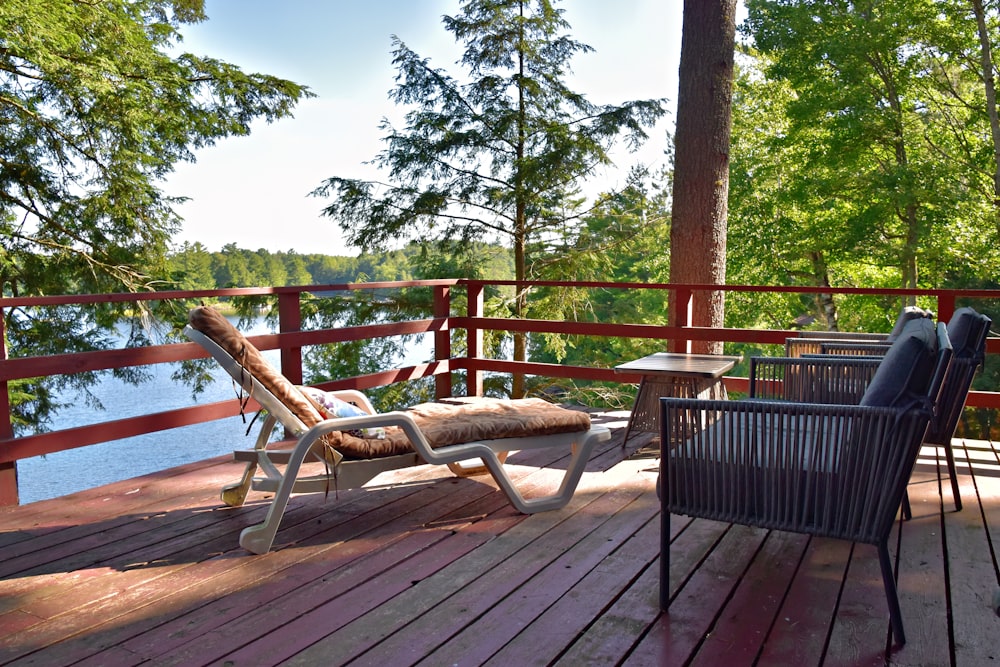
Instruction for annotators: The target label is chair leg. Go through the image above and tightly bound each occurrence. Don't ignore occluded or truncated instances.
[877,543,906,646]
[660,506,671,611]
[220,461,257,507]
[901,490,912,521]
[943,442,963,512]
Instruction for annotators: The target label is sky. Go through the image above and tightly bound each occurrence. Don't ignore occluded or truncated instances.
[165,1,684,256]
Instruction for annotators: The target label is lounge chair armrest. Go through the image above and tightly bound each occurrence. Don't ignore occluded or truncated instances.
[324,389,377,415]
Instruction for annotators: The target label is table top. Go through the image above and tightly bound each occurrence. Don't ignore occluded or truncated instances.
[614,352,742,378]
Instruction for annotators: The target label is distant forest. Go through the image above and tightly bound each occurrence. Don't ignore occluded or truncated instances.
[164,240,515,290]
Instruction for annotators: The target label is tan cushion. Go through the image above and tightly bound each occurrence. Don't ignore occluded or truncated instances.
[188,306,413,457]
[406,398,591,447]
[188,307,323,429]
[188,307,591,460]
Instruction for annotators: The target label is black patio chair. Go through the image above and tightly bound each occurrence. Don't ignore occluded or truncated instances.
[922,307,991,511]
[659,317,952,646]
[784,306,991,511]
[785,305,933,357]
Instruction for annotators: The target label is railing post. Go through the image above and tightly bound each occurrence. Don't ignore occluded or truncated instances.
[936,291,956,325]
[670,286,693,353]
[277,291,303,386]
[0,309,17,506]
[433,285,452,399]
[467,281,484,397]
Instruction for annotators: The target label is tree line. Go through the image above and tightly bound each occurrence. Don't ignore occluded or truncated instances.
[164,240,517,289]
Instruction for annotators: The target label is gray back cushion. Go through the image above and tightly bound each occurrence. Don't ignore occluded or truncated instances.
[946,307,989,358]
[860,317,937,407]
[886,306,933,341]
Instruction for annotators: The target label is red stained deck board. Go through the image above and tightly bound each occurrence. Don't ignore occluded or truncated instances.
[277,459,654,667]
[0,456,241,531]
[161,527,491,667]
[415,486,659,666]
[949,461,1000,667]
[0,420,998,666]
[26,467,525,667]
[0,462,241,569]
[755,537,852,665]
[821,544,893,666]
[548,516,693,667]
[625,523,770,667]
[892,472,951,667]
[687,530,811,666]
[143,485,528,665]
[482,507,663,667]
[344,470,637,664]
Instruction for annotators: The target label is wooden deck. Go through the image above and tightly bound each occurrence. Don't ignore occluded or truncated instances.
[1,410,999,666]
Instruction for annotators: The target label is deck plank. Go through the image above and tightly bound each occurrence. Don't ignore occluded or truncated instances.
[482,511,662,667]
[893,471,952,667]
[623,522,769,666]
[415,477,658,666]
[949,452,1000,667]
[43,470,525,666]
[0,421,998,666]
[550,516,689,667]
[687,530,811,666]
[757,537,853,666]
[277,457,652,667]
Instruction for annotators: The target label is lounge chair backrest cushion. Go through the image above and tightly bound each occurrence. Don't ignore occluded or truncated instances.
[188,307,590,461]
[860,317,937,408]
[189,306,324,433]
[189,307,423,459]
[946,307,991,358]
[886,306,933,342]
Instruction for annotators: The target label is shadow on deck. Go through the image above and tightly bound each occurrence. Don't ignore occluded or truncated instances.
[0,409,998,666]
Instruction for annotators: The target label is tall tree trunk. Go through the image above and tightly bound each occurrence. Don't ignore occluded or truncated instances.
[513,9,528,399]
[669,0,737,354]
[809,251,839,330]
[971,0,1000,222]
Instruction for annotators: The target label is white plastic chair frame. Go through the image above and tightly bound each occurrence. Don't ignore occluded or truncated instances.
[185,325,611,554]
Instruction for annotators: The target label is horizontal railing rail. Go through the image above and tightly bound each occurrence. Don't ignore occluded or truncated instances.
[1,280,998,504]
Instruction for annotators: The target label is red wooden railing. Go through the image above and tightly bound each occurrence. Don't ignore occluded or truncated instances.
[1,280,998,505]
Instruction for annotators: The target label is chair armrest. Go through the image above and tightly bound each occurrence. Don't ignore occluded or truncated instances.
[659,397,932,544]
[748,356,882,404]
[786,332,888,357]
[325,389,377,415]
[796,331,889,340]
[818,341,892,356]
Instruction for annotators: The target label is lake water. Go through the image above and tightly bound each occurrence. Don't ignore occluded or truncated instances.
[16,318,431,504]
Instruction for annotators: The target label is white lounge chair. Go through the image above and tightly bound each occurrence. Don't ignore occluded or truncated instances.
[184,306,610,554]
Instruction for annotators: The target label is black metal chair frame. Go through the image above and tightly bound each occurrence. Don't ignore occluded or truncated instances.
[783,308,991,512]
[659,321,953,646]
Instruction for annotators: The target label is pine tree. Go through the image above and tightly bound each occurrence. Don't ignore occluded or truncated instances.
[314,0,665,396]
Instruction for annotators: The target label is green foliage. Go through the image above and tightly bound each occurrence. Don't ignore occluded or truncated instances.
[0,0,310,431]
[525,167,673,406]
[0,0,311,298]
[165,240,514,290]
[312,0,665,398]
[730,1,1000,331]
